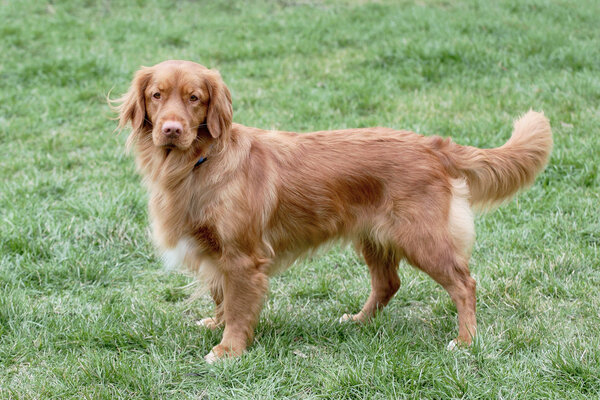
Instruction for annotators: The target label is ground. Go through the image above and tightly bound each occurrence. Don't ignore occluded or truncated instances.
[1,0,599,398]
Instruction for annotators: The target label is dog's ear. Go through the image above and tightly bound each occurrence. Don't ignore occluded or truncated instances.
[114,67,153,147]
[205,70,233,139]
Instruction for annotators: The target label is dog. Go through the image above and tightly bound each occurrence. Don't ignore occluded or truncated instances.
[113,60,552,362]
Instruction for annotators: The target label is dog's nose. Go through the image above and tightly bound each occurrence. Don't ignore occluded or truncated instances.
[162,121,183,137]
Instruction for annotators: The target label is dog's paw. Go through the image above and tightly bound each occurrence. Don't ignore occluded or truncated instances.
[196,317,221,330]
[447,337,473,351]
[204,344,227,364]
[204,350,219,364]
[204,344,243,363]
[339,313,362,323]
[339,313,352,323]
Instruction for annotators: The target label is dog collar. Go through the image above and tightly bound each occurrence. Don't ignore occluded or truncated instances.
[194,156,207,168]
[194,144,213,169]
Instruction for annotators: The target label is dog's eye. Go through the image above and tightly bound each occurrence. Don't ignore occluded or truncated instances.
[153,92,161,99]
[190,95,198,102]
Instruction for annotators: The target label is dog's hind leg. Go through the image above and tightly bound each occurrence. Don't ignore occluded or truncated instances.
[404,231,477,348]
[340,239,401,323]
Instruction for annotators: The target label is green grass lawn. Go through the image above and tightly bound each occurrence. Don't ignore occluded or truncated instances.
[1,0,599,398]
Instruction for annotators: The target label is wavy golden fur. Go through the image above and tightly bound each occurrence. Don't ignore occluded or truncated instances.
[113,60,552,362]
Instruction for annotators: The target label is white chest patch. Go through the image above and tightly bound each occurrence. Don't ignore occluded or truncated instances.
[161,237,193,270]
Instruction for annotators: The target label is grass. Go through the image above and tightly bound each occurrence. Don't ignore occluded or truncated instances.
[1,0,599,398]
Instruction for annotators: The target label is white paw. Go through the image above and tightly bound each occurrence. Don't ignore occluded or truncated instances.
[204,350,218,364]
[446,339,458,351]
[339,313,353,323]
[196,317,219,330]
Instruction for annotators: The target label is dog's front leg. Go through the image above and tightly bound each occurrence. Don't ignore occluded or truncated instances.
[198,284,224,330]
[204,255,269,363]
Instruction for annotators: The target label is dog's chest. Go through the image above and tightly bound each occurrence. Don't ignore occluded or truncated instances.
[160,235,221,281]
[157,223,222,272]
[161,237,194,270]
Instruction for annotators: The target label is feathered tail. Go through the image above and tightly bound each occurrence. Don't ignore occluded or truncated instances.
[444,111,553,210]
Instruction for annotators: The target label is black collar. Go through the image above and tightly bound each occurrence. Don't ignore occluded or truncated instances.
[194,143,213,169]
[194,156,207,169]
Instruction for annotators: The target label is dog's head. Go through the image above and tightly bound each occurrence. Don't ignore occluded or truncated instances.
[115,60,232,151]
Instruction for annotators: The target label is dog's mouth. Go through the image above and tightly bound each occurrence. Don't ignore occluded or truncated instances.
[160,143,178,158]
[160,141,197,156]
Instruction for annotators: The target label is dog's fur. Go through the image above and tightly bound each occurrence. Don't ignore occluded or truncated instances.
[113,60,552,362]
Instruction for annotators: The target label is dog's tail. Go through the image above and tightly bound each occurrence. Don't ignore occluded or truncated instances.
[440,111,552,210]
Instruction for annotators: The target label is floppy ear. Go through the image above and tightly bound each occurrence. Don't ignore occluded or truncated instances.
[205,70,233,139]
[113,67,153,146]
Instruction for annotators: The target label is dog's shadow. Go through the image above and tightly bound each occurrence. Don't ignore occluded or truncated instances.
[250,295,457,357]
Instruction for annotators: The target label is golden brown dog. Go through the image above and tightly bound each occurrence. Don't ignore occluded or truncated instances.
[113,60,552,362]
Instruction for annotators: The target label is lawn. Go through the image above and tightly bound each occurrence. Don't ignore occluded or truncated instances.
[1,0,599,398]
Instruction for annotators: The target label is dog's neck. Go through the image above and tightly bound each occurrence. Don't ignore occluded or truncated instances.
[134,126,248,192]
[193,142,215,169]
